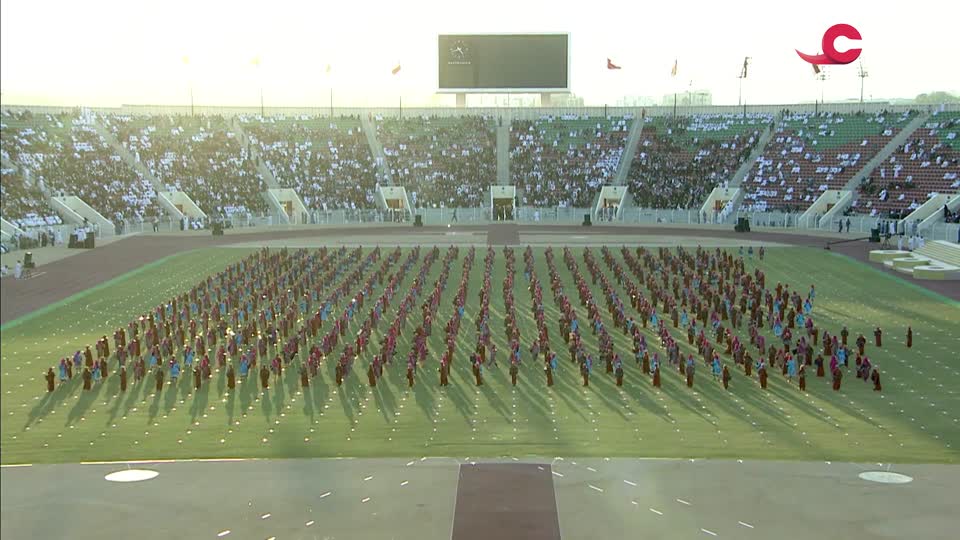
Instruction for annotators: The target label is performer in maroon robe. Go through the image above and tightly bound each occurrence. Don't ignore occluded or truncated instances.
[815,355,825,377]
[335,363,343,387]
[832,367,843,391]
[906,327,912,348]
[300,365,310,388]
[99,358,108,380]
[440,361,449,387]
[368,364,377,387]
[154,367,164,392]
[45,368,55,392]
[260,365,270,389]
[407,366,415,388]
[874,327,882,347]
[798,365,806,392]
[652,366,661,388]
[871,368,882,392]
[510,362,519,386]
[758,365,768,389]
[226,364,236,390]
[474,361,483,386]
[721,365,731,390]
[545,362,554,387]
[193,366,202,391]
[120,366,127,392]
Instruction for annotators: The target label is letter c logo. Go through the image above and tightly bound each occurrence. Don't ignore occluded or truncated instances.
[797,23,862,65]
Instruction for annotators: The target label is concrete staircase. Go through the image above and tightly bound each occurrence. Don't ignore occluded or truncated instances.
[842,112,929,191]
[91,119,165,194]
[50,195,114,235]
[918,193,960,233]
[91,118,186,220]
[361,115,392,185]
[232,120,280,189]
[613,115,644,186]
[729,123,775,188]
[496,122,511,185]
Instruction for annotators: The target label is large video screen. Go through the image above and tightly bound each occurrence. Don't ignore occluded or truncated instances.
[438,34,569,92]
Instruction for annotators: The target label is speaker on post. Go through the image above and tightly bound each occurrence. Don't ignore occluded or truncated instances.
[414,215,423,227]
[734,217,751,233]
[869,227,881,243]
[582,214,592,227]
[24,252,35,269]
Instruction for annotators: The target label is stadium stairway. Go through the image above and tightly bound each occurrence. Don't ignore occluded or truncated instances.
[1,217,26,242]
[707,119,775,221]
[92,119,185,221]
[875,240,960,280]
[496,122,511,185]
[1,155,17,172]
[361,115,393,185]
[612,115,644,186]
[919,193,960,233]
[842,112,930,191]
[730,120,776,188]
[232,121,279,189]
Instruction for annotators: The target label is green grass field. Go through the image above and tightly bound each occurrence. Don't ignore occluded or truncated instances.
[2,245,958,465]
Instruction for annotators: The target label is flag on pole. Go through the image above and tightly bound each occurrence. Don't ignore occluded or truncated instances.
[741,57,749,79]
[325,64,332,74]
[251,57,261,67]
[606,58,622,70]
[812,63,821,75]
[671,59,678,77]
[391,64,401,75]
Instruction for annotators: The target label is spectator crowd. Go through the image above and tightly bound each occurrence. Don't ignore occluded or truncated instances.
[377,115,496,208]
[511,115,628,208]
[628,113,768,209]
[107,114,267,218]
[242,115,381,211]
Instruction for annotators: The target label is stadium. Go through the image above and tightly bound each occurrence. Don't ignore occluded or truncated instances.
[1,2,959,539]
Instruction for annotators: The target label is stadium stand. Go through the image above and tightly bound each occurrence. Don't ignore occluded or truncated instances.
[742,111,917,213]
[241,115,380,210]
[852,111,960,219]
[376,115,496,208]
[1,109,157,224]
[0,167,59,228]
[510,115,628,208]
[626,113,770,209]
[106,114,267,217]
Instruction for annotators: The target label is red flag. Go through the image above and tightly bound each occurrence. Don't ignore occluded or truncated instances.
[671,59,678,77]
[607,58,621,70]
[391,64,401,75]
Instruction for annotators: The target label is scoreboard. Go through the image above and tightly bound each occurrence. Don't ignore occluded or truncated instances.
[438,34,569,92]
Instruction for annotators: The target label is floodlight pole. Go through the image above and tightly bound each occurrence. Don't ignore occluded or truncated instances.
[858,63,869,105]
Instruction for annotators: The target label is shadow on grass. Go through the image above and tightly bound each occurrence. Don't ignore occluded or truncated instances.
[65,380,105,427]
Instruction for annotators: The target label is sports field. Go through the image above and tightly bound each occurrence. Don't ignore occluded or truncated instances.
[2,244,958,466]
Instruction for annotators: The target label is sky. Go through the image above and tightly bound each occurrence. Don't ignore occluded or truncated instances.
[1,0,958,108]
